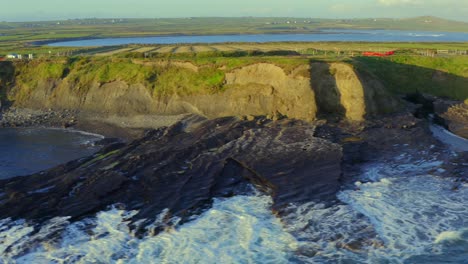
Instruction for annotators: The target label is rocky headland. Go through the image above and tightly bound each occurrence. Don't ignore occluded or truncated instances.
[0,57,467,233]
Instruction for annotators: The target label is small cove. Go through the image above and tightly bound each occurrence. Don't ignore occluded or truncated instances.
[0,128,103,179]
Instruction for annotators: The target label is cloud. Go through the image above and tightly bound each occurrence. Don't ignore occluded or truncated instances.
[377,0,422,6]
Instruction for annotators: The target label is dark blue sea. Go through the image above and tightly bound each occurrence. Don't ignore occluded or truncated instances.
[0,128,102,179]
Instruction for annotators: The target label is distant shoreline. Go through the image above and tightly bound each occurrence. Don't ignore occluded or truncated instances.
[32,30,329,46]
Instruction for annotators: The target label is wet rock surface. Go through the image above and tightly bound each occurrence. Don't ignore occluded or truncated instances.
[405,93,468,139]
[0,104,466,240]
[0,116,342,231]
[315,112,468,184]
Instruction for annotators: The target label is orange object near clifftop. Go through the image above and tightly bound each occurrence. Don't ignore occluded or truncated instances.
[362,51,395,57]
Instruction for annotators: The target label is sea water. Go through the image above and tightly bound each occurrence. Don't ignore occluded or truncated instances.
[0,128,102,179]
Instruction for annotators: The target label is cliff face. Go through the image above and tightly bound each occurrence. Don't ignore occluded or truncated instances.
[0,61,15,107]
[2,59,400,122]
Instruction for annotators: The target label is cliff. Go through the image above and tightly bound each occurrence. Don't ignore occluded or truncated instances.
[1,57,401,122]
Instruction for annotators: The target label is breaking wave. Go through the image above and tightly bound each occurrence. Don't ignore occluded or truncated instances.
[1,195,298,264]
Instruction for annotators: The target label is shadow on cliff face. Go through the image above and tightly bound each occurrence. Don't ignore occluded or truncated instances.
[309,61,346,121]
[309,60,396,122]
[349,60,401,119]
[350,57,468,135]
[309,56,468,122]
[0,61,15,109]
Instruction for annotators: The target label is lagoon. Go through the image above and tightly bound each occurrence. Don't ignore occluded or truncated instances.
[48,29,468,47]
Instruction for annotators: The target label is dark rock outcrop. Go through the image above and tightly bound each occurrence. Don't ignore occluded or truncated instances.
[405,93,468,139]
[433,99,468,139]
[0,117,342,231]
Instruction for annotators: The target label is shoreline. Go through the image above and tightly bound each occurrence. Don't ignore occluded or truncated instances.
[32,31,327,46]
[0,107,191,141]
[1,105,466,175]
[37,30,468,47]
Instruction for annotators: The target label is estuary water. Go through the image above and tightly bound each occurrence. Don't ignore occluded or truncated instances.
[47,29,468,47]
[0,126,466,263]
[0,128,102,179]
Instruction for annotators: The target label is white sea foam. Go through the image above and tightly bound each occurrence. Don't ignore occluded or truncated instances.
[339,174,468,262]
[430,124,468,152]
[1,173,466,263]
[1,195,298,264]
[435,229,468,244]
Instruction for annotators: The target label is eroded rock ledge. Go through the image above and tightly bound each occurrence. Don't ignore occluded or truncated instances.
[0,117,342,230]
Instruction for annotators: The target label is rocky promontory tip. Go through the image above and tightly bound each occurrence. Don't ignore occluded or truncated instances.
[0,116,342,231]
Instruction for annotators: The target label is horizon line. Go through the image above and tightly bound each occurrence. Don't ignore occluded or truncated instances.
[2,15,468,24]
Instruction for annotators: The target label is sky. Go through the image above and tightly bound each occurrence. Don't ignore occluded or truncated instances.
[1,0,467,22]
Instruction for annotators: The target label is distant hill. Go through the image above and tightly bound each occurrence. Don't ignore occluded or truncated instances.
[321,16,468,32]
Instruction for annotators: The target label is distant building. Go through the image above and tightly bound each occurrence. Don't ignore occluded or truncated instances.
[5,53,31,60]
[6,53,21,59]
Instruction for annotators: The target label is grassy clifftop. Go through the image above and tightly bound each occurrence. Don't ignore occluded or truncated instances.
[10,56,313,99]
[3,54,467,118]
[7,54,468,100]
[12,57,224,98]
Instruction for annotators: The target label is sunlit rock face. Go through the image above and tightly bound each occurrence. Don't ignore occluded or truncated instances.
[310,62,398,121]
